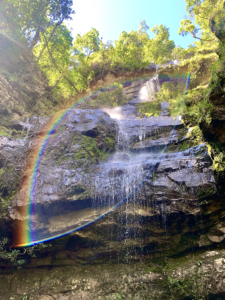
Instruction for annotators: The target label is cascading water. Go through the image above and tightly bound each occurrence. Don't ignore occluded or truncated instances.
[98,69,165,260]
[139,65,160,102]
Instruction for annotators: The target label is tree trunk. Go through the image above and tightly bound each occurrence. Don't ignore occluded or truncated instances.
[30,29,40,49]
[36,18,64,63]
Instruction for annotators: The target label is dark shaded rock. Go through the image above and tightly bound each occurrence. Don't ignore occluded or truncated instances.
[128,97,142,105]
[158,73,170,84]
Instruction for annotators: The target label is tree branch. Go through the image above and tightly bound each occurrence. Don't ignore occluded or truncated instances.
[30,28,40,49]
[36,19,64,63]
[48,67,67,91]
[43,34,80,94]
[197,14,211,20]
[190,31,217,42]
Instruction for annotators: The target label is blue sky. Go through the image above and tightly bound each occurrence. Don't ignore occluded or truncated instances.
[67,0,196,49]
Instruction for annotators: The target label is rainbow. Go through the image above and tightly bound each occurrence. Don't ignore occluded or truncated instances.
[14,73,191,248]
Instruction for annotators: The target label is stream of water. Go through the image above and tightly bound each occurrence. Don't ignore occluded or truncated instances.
[98,73,164,260]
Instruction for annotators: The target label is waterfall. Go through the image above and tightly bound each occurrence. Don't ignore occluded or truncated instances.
[100,65,162,204]
[116,120,130,152]
[139,66,160,102]
[93,65,187,260]
[99,105,157,255]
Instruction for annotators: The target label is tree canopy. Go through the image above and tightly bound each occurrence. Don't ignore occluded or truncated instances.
[144,24,175,64]
[0,0,74,48]
[178,0,224,48]
[2,0,222,106]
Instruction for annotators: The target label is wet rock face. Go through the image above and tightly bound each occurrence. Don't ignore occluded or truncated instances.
[2,109,119,243]
[0,101,221,257]
[118,115,182,138]
[1,93,225,300]
[88,144,215,203]
[132,129,178,151]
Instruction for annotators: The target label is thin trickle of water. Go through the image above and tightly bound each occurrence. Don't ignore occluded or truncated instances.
[116,120,130,152]
[146,75,160,99]
[139,74,161,102]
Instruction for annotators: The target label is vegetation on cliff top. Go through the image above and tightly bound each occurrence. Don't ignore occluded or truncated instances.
[0,0,222,118]
[0,0,202,105]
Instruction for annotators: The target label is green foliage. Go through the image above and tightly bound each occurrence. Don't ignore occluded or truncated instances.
[213,152,225,172]
[0,0,74,48]
[0,126,10,136]
[138,20,150,33]
[103,290,125,300]
[33,24,74,98]
[207,141,225,174]
[178,141,191,151]
[0,0,76,108]
[197,187,215,199]
[0,237,50,268]
[165,267,209,300]
[87,84,127,108]
[177,0,221,107]
[178,0,222,49]
[144,24,175,64]
[71,28,101,90]
[184,85,214,126]
[171,46,187,60]
[151,171,156,182]
[0,2,179,108]
[113,30,149,70]
[53,133,115,169]
[73,28,100,57]
[137,101,161,117]
[87,20,175,75]
[157,81,184,102]
[169,95,186,117]
[0,67,19,82]
[187,126,204,145]
[0,167,22,211]
[137,81,186,117]
[69,21,176,98]
[78,136,115,162]
[160,82,185,116]
[179,51,218,81]
[209,8,225,43]
[177,126,204,152]
[179,19,197,38]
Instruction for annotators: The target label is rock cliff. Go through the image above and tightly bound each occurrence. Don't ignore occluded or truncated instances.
[1,57,225,300]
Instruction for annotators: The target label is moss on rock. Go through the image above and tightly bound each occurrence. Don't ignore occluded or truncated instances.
[197,187,215,199]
